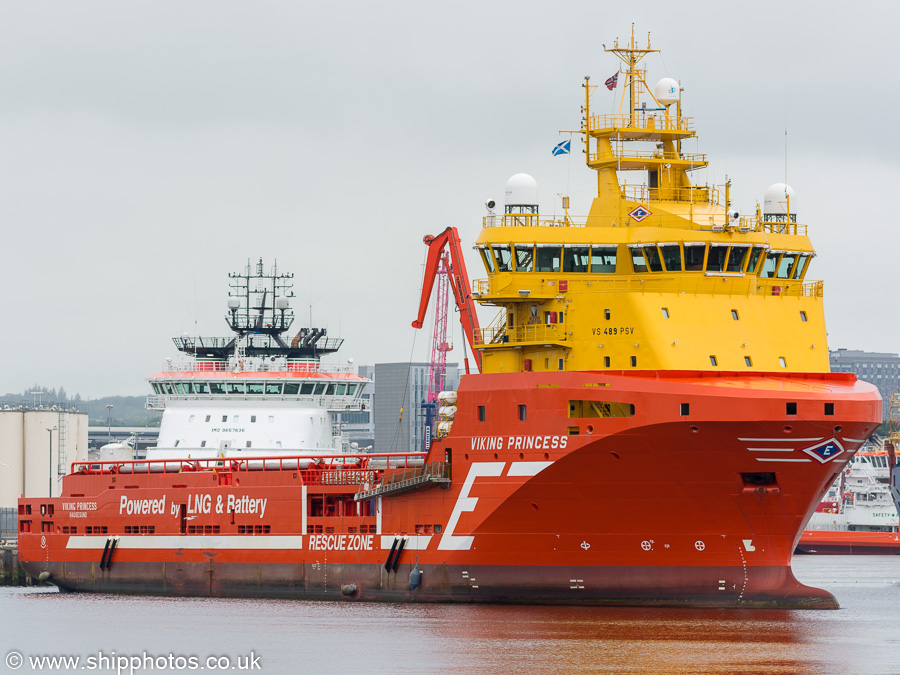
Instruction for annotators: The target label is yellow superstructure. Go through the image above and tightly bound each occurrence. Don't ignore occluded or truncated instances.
[473,31,826,375]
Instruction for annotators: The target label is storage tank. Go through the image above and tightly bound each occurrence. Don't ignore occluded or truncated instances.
[24,410,62,499]
[0,411,25,509]
[71,411,89,466]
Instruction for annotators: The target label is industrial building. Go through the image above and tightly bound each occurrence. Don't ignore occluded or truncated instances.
[374,362,459,453]
[0,406,89,508]
[830,349,900,423]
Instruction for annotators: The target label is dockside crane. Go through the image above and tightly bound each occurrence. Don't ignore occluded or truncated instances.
[412,227,483,374]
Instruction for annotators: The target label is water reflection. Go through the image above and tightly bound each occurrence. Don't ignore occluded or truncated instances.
[2,557,896,675]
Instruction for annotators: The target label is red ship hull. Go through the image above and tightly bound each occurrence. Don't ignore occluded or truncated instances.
[17,370,881,608]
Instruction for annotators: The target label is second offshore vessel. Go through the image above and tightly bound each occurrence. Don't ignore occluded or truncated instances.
[18,32,881,608]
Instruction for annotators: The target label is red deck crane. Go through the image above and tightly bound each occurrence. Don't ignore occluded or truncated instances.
[412,227,482,374]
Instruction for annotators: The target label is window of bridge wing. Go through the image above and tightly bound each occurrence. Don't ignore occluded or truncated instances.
[247,382,265,394]
[227,382,246,394]
[590,246,617,273]
[759,251,781,278]
[562,246,590,273]
[492,245,514,272]
[643,245,663,272]
[791,254,810,279]
[515,245,534,272]
[726,246,749,273]
[630,246,648,273]
[776,253,797,279]
[683,243,707,271]
[659,244,681,271]
[536,245,562,273]
[706,245,729,272]
[210,382,226,394]
[477,246,497,274]
[746,246,768,275]
[265,382,283,395]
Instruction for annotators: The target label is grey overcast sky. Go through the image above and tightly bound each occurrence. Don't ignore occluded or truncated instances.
[1,1,897,398]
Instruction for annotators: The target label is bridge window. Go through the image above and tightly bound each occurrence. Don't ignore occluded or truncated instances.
[684,244,706,271]
[776,254,797,279]
[163,383,175,394]
[760,252,780,278]
[295,383,311,394]
[175,383,190,394]
[210,382,225,394]
[746,246,767,274]
[478,246,497,273]
[493,245,514,272]
[792,254,810,279]
[152,383,162,394]
[335,384,346,395]
[515,245,534,272]
[347,384,357,395]
[590,246,617,273]
[707,245,728,272]
[227,383,245,394]
[314,383,326,395]
[726,246,749,273]
[659,244,681,271]
[194,382,209,394]
[325,383,335,395]
[247,382,264,394]
[563,247,590,273]
[536,246,561,272]
[266,383,283,395]
[643,246,663,272]
[630,247,647,273]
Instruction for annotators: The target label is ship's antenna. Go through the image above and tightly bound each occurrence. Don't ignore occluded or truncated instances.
[784,85,789,188]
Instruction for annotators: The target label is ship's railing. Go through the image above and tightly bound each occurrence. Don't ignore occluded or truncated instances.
[477,324,568,345]
[473,275,823,299]
[146,394,367,411]
[750,218,807,236]
[161,360,357,374]
[70,452,427,477]
[588,150,707,164]
[482,214,586,228]
[621,184,721,205]
[587,113,695,133]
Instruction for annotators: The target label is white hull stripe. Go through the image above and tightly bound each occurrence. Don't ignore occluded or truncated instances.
[843,438,867,443]
[746,447,794,452]
[507,461,554,477]
[66,535,303,550]
[738,437,823,442]
[379,535,432,550]
[754,458,812,463]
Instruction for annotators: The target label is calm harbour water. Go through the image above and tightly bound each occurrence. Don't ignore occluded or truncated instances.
[1,556,897,675]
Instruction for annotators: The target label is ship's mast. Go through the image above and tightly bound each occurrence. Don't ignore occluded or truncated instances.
[605,27,658,127]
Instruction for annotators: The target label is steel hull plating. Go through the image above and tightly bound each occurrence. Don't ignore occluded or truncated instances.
[18,371,881,608]
[31,561,837,609]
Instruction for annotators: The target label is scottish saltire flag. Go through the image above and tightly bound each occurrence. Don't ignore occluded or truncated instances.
[552,140,570,156]
[605,72,618,90]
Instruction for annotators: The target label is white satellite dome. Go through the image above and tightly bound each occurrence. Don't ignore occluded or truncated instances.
[654,78,679,106]
[275,296,290,310]
[227,297,240,309]
[763,183,796,217]
[504,173,539,214]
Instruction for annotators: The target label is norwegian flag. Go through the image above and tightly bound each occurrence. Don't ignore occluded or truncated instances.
[605,72,618,91]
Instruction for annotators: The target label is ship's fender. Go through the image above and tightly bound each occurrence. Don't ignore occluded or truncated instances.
[340,583,357,597]
[409,566,422,591]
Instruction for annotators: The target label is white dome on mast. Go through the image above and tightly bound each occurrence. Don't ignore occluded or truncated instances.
[504,173,539,214]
